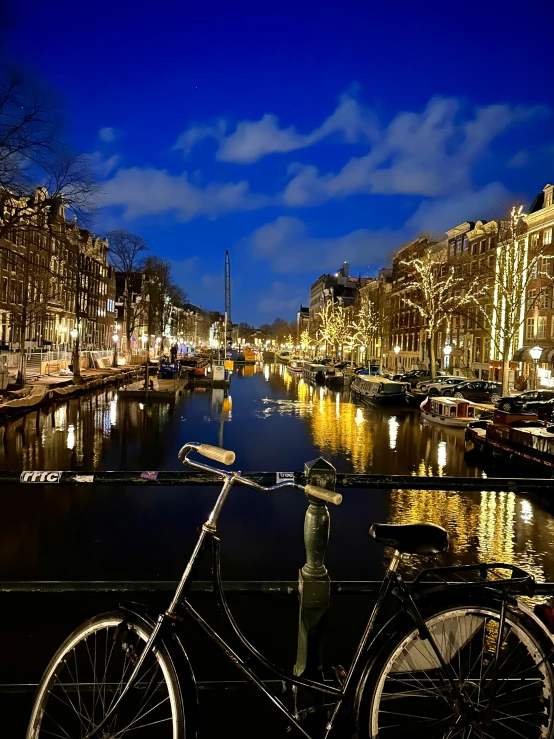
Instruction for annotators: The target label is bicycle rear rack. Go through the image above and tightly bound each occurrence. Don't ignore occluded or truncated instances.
[413,562,536,596]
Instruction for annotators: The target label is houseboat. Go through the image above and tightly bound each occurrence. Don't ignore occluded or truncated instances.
[302,362,328,383]
[287,358,304,373]
[235,349,256,365]
[420,396,478,427]
[351,375,408,404]
[276,351,291,363]
[465,409,554,470]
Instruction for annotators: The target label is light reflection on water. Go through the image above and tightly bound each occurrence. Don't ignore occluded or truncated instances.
[0,362,553,587]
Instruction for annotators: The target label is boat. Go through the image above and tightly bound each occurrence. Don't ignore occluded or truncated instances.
[420,396,478,427]
[302,362,328,383]
[234,349,256,365]
[351,375,409,404]
[465,409,554,470]
[287,358,304,373]
[276,351,291,363]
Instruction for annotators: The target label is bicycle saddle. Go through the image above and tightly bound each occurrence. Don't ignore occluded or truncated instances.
[369,522,449,555]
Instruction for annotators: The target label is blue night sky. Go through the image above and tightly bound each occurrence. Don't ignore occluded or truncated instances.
[4,0,554,324]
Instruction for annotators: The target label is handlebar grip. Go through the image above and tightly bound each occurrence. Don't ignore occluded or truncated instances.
[305,484,342,506]
[197,444,236,466]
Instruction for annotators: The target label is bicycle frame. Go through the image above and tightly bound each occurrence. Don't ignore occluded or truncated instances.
[84,444,535,739]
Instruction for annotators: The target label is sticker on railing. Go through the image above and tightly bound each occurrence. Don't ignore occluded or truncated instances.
[276,472,294,483]
[74,475,95,483]
[141,471,159,480]
[20,471,62,484]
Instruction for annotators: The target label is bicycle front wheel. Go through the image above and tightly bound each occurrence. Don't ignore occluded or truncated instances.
[359,600,554,739]
[27,611,185,739]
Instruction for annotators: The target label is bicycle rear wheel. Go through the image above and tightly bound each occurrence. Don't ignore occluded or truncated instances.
[27,611,185,739]
[358,599,554,738]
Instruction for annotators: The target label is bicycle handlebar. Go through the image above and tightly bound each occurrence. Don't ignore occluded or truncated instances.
[197,444,236,466]
[178,442,342,505]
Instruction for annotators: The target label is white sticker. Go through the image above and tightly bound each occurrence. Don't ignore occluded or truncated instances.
[20,471,62,484]
[276,472,294,483]
[74,475,95,483]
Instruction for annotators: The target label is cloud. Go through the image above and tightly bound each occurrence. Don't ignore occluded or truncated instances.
[99,127,118,143]
[250,216,398,273]
[88,151,121,177]
[169,256,199,285]
[283,99,545,205]
[174,91,377,164]
[173,121,226,155]
[507,150,529,168]
[407,182,512,234]
[99,166,271,221]
[257,281,303,315]
[250,182,514,274]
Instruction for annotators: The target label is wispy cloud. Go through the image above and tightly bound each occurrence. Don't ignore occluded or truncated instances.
[257,281,304,314]
[250,182,515,274]
[88,151,121,177]
[99,126,119,143]
[99,166,272,221]
[283,99,545,205]
[174,91,377,164]
[249,216,398,273]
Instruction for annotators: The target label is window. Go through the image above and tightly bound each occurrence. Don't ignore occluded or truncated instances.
[545,228,552,246]
[527,316,535,339]
[531,233,540,247]
[480,239,486,254]
[539,291,549,309]
[488,254,494,268]
[542,256,553,276]
[471,243,478,255]
[545,190,553,208]
[537,316,547,339]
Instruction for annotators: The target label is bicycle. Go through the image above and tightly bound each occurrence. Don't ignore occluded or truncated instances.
[27,442,554,738]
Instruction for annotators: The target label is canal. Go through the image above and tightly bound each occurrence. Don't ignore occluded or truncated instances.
[1,362,554,585]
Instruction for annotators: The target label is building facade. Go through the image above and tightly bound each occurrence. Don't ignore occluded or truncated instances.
[0,199,116,351]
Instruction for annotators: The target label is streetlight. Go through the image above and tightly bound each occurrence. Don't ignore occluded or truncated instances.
[70,328,78,340]
[443,343,452,371]
[530,345,542,389]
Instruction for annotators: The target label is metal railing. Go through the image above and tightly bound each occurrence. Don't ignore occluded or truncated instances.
[3,464,554,702]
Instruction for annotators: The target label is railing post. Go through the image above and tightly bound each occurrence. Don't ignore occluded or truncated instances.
[294,457,334,688]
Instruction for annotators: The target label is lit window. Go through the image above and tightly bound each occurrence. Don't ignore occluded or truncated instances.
[544,228,552,246]
[538,316,547,339]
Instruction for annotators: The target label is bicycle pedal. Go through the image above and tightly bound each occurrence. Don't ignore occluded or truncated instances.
[333,664,347,686]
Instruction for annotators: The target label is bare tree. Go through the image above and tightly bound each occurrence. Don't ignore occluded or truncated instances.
[401,239,481,379]
[0,68,97,242]
[316,300,348,358]
[461,207,553,395]
[107,230,148,353]
[348,295,378,366]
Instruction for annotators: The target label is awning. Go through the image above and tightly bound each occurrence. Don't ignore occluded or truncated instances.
[511,346,554,363]
[512,347,530,362]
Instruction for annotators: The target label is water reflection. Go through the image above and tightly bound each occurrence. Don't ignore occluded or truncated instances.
[0,362,553,588]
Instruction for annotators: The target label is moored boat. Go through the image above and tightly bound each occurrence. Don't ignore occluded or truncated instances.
[287,358,304,372]
[351,375,408,404]
[276,351,291,363]
[420,396,478,427]
[465,409,554,470]
[302,362,327,383]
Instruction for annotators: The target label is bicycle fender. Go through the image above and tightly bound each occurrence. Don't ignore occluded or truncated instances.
[120,601,200,737]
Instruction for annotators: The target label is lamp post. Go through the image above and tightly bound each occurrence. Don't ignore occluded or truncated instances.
[443,343,452,371]
[530,345,542,390]
[394,344,400,372]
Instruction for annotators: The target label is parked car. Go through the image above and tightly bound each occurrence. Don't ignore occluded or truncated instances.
[443,380,502,403]
[416,376,468,396]
[522,397,554,421]
[394,369,433,388]
[495,389,554,413]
